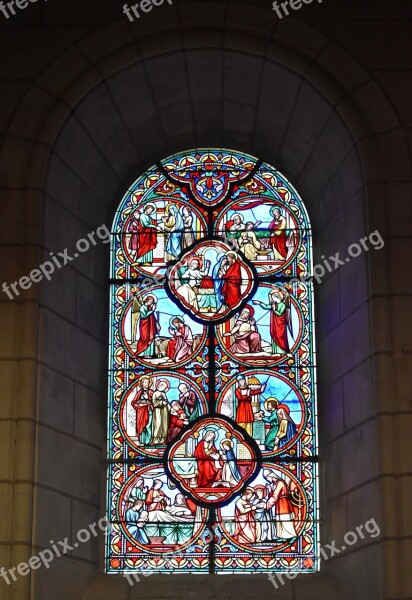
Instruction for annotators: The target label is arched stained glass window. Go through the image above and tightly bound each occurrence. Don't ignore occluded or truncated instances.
[106,149,319,575]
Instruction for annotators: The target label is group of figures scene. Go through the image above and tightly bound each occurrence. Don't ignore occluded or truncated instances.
[118,463,308,552]
[166,417,260,505]
[119,284,206,366]
[119,371,309,459]
[168,240,256,321]
[120,466,204,549]
[114,196,307,280]
[120,373,205,450]
[118,281,307,367]
[214,200,304,276]
[121,200,206,270]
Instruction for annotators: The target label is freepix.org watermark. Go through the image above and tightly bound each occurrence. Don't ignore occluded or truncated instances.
[0,517,108,585]
[0,0,48,20]
[305,229,384,285]
[130,229,384,293]
[272,0,326,20]
[269,517,381,590]
[120,517,381,588]
[121,527,217,587]
[2,224,110,300]
[123,0,173,22]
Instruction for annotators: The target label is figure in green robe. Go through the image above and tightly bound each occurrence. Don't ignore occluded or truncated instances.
[128,477,147,504]
[261,399,280,451]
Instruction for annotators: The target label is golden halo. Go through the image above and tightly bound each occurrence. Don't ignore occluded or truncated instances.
[269,287,285,298]
[264,397,279,411]
[138,375,153,387]
[220,438,233,448]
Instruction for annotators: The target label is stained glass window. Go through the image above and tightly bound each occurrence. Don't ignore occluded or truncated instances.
[106,149,319,575]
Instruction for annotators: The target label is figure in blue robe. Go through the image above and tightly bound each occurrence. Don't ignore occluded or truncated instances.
[220,439,241,487]
[125,504,149,545]
[212,254,228,311]
[164,205,184,259]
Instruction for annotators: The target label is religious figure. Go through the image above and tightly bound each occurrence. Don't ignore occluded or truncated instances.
[145,479,170,511]
[258,398,280,451]
[212,254,229,311]
[128,214,140,263]
[181,206,195,249]
[269,207,288,260]
[274,405,297,451]
[131,376,153,446]
[253,288,293,355]
[128,204,158,265]
[223,305,262,354]
[167,494,195,518]
[219,439,241,487]
[131,289,141,344]
[151,380,170,444]
[238,222,262,261]
[176,257,213,312]
[193,430,221,487]
[162,204,184,259]
[127,477,147,505]
[178,383,201,421]
[233,488,257,544]
[234,376,266,437]
[252,486,270,542]
[264,470,298,539]
[225,213,245,234]
[167,401,189,443]
[221,252,242,310]
[125,500,150,544]
[166,317,194,363]
[134,294,161,357]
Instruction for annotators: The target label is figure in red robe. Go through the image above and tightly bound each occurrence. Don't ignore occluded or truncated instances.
[194,430,221,487]
[233,488,257,544]
[234,376,264,437]
[268,289,291,354]
[269,207,288,259]
[264,470,297,539]
[136,204,158,261]
[167,401,189,443]
[131,376,153,444]
[224,213,245,233]
[221,252,242,309]
[166,317,194,362]
[145,480,169,511]
[253,289,292,355]
[135,295,160,357]
[128,214,139,258]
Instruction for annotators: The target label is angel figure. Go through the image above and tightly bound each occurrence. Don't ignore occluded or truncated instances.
[253,287,293,355]
[131,292,161,357]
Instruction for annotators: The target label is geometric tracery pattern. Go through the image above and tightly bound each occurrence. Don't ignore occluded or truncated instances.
[106,149,319,575]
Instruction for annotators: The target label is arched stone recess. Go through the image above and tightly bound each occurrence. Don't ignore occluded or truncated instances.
[0,4,409,599]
